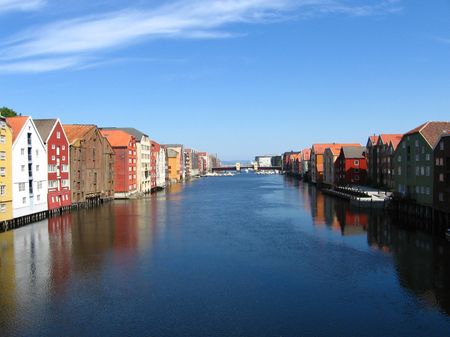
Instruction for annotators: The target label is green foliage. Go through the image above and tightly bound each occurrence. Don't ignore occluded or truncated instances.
[0,107,19,117]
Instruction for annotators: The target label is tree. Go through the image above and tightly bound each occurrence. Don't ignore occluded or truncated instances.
[0,107,19,117]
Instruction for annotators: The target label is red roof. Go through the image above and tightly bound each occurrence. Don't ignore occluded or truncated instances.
[301,148,311,161]
[379,134,403,150]
[100,129,134,147]
[6,116,29,143]
[368,135,379,145]
[406,121,450,147]
[312,143,361,155]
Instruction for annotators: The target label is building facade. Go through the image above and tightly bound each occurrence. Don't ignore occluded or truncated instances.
[311,143,360,184]
[393,122,450,206]
[164,145,184,182]
[376,134,403,190]
[152,140,166,189]
[323,147,340,186]
[0,117,13,222]
[35,119,72,211]
[185,148,199,179]
[300,148,311,180]
[366,135,379,185]
[7,116,48,219]
[335,146,368,185]
[64,124,115,204]
[434,134,450,214]
[100,129,137,198]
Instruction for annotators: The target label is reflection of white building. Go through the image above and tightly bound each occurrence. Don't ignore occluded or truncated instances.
[255,156,273,168]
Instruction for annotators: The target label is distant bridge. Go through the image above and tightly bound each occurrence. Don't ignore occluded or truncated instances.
[212,163,281,172]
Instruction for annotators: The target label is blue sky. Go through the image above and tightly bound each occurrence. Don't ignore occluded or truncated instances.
[0,0,449,161]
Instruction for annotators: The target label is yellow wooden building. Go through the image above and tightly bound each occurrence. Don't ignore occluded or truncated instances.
[0,116,13,223]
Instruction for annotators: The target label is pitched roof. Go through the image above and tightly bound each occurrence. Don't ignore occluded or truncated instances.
[406,121,450,147]
[341,146,367,159]
[312,143,361,155]
[63,124,97,144]
[301,148,311,161]
[34,119,57,143]
[167,149,178,158]
[379,134,403,150]
[6,116,29,143]
[368,135,379,146]
[101,127,148,141]
[100,129,134,147]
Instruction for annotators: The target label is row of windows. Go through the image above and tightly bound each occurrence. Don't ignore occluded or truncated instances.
[128,158,137,164]
[50,194,69,203]
[20,148,40,156]
[21,195,42,204]
[128,184,137,190]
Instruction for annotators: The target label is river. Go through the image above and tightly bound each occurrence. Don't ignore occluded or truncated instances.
[0,174,449,336]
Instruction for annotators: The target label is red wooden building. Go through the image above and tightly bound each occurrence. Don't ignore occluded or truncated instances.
[100,129,137,198]
[335,146,368,185]
[35,119,72,211]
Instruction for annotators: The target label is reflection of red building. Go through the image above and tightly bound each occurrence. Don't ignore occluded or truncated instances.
[48,213,73,295]
[345,211,368,228]
[101,130,137,198]
[35,119,72,210]
[335,146,368,185]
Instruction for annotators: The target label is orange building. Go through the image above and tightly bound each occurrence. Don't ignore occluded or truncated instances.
[100,130,137,198]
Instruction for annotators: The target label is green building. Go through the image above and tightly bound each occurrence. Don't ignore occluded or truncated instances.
[393,121,450,206]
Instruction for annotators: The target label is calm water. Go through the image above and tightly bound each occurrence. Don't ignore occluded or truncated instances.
[0,174,449,337]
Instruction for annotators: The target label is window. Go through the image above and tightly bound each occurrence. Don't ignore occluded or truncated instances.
[421,146,425,154]
[416,186,420,194]
[426,166,430,176]
[440,141,444,151]
[0,135,5,144]
[49,180,58,188]
[355,168,360,173]
[0,151,5,160]
[56,131,61,139]
[62,180,69,187]
[426,187,430,195]
[439,192,444,202]
[0,185,5,196]
[421,166,425,176]
[62,156,65,161]
[52,144,56,149]
[35,149,39,156]
[37,181,42,190]
[21,148,24,155]
[21,165,25,172]
[354,160,360,166]
[37,195,40,201]
[425,154,430,161]
[402,142,406,149]
[0,167,5,176]
[22,197,26,204]
[415,154,420,161]
[36,165,39,171]
[439,173,444,182]
[62,145,65,150]
[416,166,419,176]
[19,183,25,191]
[415,140,419,147]
[52,155,55,160]
[398,156,402,163]
[129,167,132,172]
[0,204,5,213]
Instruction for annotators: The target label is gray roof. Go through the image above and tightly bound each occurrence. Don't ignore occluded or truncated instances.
[167,149,178,158]
[34,119,57,143]
[342,146,366,159]
[101,127,148,141]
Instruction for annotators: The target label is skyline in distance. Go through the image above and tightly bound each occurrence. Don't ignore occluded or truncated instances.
[1,0,450,161]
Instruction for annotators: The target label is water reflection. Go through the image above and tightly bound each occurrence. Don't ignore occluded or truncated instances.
[294,178,450,315]
[0,176,449,336]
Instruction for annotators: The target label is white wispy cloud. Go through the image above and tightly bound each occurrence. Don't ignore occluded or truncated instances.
[0,0,46,13]
[0,0,402,73]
